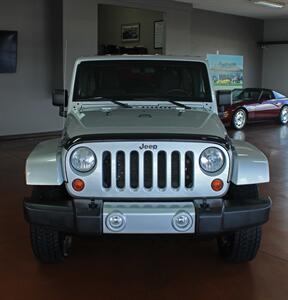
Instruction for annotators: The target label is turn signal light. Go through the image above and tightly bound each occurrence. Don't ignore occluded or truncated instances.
[72,179,85,192]
[211,179,224,192]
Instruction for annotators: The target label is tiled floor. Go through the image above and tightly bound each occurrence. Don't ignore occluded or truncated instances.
[0,123,287,300]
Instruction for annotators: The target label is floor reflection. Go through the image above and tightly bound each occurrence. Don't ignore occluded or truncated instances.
[230,130,246,141]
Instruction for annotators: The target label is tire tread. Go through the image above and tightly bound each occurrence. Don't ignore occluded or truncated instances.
[30,224,65,264]
[219,226,262,263]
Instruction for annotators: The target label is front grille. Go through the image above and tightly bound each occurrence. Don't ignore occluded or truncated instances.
[102,150,194,190]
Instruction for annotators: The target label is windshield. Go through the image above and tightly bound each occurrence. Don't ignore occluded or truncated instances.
[73,60,212,102]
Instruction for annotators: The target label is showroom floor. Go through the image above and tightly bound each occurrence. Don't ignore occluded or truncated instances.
[0,122,287,300]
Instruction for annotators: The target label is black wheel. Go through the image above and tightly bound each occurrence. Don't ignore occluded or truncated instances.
[232,109,247,130]
[279,106,288,125]
[29,186,72,264]
[217,226,262,263]
[30,224,72,264]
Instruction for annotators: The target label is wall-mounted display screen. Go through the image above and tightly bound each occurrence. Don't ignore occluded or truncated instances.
[0,31,18,73]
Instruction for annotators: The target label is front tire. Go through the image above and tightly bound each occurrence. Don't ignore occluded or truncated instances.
[217,226,262,263]
[279,106,288,125]
[30,224,72,264]
[232,109,247,130]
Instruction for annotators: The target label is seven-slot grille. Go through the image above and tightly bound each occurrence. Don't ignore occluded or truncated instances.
[102,150,194,190]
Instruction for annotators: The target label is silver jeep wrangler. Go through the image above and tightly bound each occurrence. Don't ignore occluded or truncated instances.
[24,56,271,264]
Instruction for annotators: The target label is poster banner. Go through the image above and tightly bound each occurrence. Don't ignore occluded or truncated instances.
[207,54,244,90]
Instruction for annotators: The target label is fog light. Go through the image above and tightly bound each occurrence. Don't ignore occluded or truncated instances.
[106,212,126,232]
[211,179,224,192]
[172,212,193,232]
[72,179,85,192]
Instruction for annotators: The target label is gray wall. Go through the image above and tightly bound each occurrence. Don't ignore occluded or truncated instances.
[0,0,63,136]
[0,0,265,136]
[262,19,288,95]
[98,5,163,55]
[63,0,98,92]
[63,1,263,90]
[63,0,194,88]
[190,9,264,88]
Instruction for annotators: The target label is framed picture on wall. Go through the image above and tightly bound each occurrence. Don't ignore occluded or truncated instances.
[207,54,244,90]
[121,23,140,42]
[154,20,164,49]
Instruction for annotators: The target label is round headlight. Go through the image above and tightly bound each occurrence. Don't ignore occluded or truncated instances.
[200,147,225,173]
[70,147,96,173]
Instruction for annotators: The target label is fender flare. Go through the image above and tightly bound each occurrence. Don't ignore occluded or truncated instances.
[231,139,270,185]
[25,139,64,186]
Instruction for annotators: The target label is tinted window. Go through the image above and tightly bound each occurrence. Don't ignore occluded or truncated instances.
[73,60,212,102]
[235,89,262,101]
[260,90,273,101]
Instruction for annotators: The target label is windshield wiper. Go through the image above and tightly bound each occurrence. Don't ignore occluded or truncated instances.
[130,96,208,108]
[167,100,192,110]
[111,99,132,109]
[76,97,132,108]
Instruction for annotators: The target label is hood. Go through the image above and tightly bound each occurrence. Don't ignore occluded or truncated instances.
[65,108,227,140]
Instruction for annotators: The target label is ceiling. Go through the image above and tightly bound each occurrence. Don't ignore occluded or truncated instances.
[175,0,288,19]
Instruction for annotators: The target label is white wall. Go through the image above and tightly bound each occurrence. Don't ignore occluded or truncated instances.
[0,0,63,136]
[262,19,288,95]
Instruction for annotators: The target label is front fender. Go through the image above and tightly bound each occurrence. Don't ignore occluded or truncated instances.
[231,139,270,185]
[25,139,64,186]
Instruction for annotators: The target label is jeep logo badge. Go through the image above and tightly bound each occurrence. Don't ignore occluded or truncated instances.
[139,144,158,150]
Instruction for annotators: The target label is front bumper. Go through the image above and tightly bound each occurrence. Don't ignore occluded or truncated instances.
[23,197,271,235]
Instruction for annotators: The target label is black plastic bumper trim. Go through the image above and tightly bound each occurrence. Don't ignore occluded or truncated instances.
[23,197,271,235]
[195,197,272,234]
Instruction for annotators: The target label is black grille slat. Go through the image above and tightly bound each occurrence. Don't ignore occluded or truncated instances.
[130,151,139,189]
[171,151,180,189]
[144,151,153,189]
[158,151,167,188]
[102,151,111,188]
[116,151,125,189]
[185,152,193,189]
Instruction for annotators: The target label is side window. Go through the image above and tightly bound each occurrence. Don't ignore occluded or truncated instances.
[273,91,286,99]
[260,91,273,101]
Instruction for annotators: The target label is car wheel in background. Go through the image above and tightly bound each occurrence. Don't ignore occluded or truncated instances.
[279,106,288,125]
[232,109,247,130]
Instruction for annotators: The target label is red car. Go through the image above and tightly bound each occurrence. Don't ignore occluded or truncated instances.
[217,88,288,129]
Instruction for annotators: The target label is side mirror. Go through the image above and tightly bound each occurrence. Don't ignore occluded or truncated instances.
[52,89,68,117]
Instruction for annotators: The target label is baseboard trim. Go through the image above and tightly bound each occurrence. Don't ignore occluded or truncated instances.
[0,131,62,141]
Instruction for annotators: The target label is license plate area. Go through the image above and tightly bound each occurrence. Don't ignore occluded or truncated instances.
[103,202,195,234]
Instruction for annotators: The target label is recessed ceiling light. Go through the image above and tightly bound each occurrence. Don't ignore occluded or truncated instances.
[253,1,285,8]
